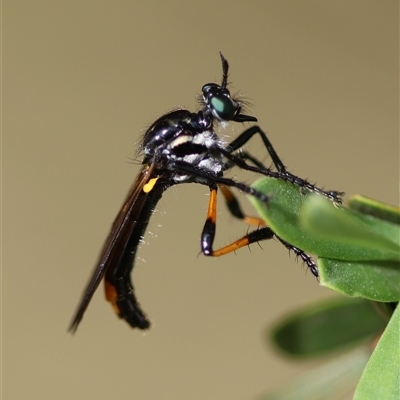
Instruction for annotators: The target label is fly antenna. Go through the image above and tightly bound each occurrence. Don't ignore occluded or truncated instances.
[219,52,229,89]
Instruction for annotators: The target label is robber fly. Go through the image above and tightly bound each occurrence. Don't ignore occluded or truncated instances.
[69,53,342,332]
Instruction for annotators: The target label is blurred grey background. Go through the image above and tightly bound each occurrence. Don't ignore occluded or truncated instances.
[3,1,398,399]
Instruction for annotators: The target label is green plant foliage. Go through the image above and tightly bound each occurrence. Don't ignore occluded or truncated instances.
[348,195,400,225]
[300,195,399,261]
[247,177,399,399]
[248,177,400,301]
[319,258,399,302]
[248,178,399,262]
[270,298,386,358]
[353,304,400,400]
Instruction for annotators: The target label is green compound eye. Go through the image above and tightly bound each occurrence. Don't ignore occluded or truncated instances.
[202,83,241,121]
[210,95,238,121]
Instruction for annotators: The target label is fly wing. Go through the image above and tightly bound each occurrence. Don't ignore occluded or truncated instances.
[68,164,155,333]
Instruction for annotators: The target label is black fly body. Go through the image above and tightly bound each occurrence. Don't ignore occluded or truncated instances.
[69,53,342,332]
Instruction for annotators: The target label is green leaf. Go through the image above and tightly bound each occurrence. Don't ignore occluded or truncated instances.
[319,258,400,302]
[249,178,400,399]
[300,194,399,260]
[248,178,400,300]
[348,195,400,225]
[353,304,400,400]
[249,178,400,261]
[270,298,386,358]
